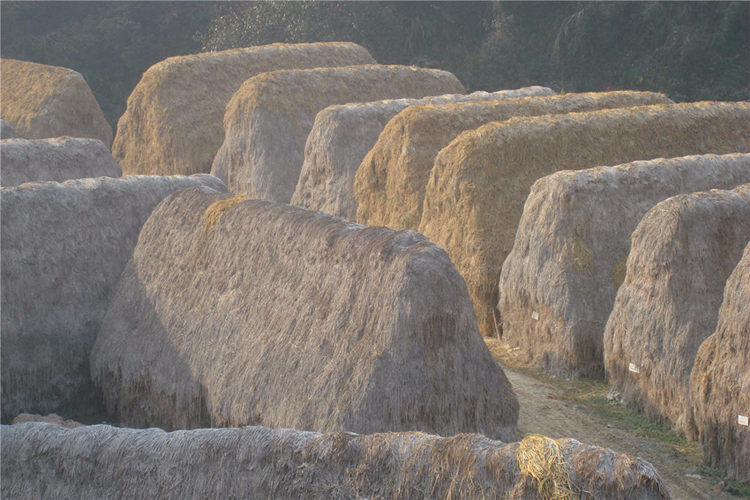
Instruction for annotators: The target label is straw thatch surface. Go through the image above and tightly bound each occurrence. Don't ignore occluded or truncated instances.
[91,187,516,439]
[1,422,671,500]
[291,87,554,220]
[355,91,672,230]
[690,242,750,482]
[0,59,112,145]
[1,137,121,187]
[419,101,750,338]
[210,64,465,203]
[112,42,375,177]
[1,119,17,138]
[499,154,750,379]
[604,184,750,438]
[0,174,227,423]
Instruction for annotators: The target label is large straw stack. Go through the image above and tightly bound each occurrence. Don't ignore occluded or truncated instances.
[419,102,750,337]
[1,175,227,423]
[0,59,112,145]
[210,64,465,203]
[498,154,750,379]
[604,184,750,438]
[1,137,121,187]
[291,87,554,220]
[690,242,750,483]
[1,422,671,500]
[91,187,517,439]
[355,91,672,230]
[112,42,375,176]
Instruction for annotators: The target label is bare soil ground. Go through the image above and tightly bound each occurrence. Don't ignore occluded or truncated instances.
[485,339,737,500]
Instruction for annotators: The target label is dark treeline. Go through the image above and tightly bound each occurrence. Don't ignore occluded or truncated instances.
[2,1,747,130]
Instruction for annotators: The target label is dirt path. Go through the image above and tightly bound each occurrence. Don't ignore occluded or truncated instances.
[501,365,732,500]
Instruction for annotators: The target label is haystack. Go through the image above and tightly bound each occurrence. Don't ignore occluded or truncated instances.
[1,119,17,138]
[90,187,517,439]
[210,64,466,203]
[355,91,673,230]
[604,184,750,438]
[0,59,112,145]
[113,42,375,177]
[499,154,750,379]
[290,86,554,220]
[1,137,121,187]
[1,422,671,499]
[690,242,750,482]
[0,174,227,423]
[419,101,750,337]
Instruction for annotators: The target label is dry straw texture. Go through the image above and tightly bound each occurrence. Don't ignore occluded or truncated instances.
[355,91,671,230]
[112,42,375,177]
[1,422,671,499]
[91,187,516,439]
[1,137,121,187]
[419,101,750,338]
[690,242,750,483]
[291,87,553,220]
[604,184,750,438]
[498,154,750,379]
[210,64,465,203]
[0,174,227,423]
[0,59,112,145]
[1,119,17,138]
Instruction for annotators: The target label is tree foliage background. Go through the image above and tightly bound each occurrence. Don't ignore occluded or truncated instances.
[2,1,747,131]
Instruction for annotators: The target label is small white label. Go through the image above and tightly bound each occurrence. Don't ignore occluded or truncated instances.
[629,363,640,374]
[739,415,749,426]
[531,311,539,321]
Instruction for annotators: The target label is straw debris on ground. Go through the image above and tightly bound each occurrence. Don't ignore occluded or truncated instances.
[1,137,121,187]
[210,64,465,203]
[604,184,750,439]
[1,174,227,423]
[418,101,750,337]
[1,422,671,499]
[291,87,553,220]
[355,91,672,231]
[0,58,112,145]
[498,154,750,379]
[91,187,516,439]
[112,42,375,177]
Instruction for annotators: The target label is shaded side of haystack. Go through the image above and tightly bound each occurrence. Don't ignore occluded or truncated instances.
[604,184,750,438]
[690,242,750,482]
[0,174,227,423]
[355,91,672,230]
[291,86,554,220]
[1,422,671,500]
[0,59,112,145]
[1,137,122,187]
[113,42,375,177]
[210,64,466,203]
[499,154,750,379]
[1,119,17,138]
[419,101,750,338]
[90,187,516,439]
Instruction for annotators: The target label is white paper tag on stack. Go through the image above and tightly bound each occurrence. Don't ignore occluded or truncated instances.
[739,415,749,426]
[628,363,640,374]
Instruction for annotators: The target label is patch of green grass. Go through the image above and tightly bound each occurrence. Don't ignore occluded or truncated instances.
[699,466,750,498]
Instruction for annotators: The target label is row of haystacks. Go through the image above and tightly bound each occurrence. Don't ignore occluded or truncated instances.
[113,42,376,177]
[690,241,750,483]
[0,59,113,146]
[290,86,554,220]
[419,101,750,338]
[603,184,750,439]
[1,174,227,423]
[1,137,121,187]
[209,64,466,203]
[498,154,750,379]
[354,90,672,232]
[1,422,671,500]
[91,187,518,441]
